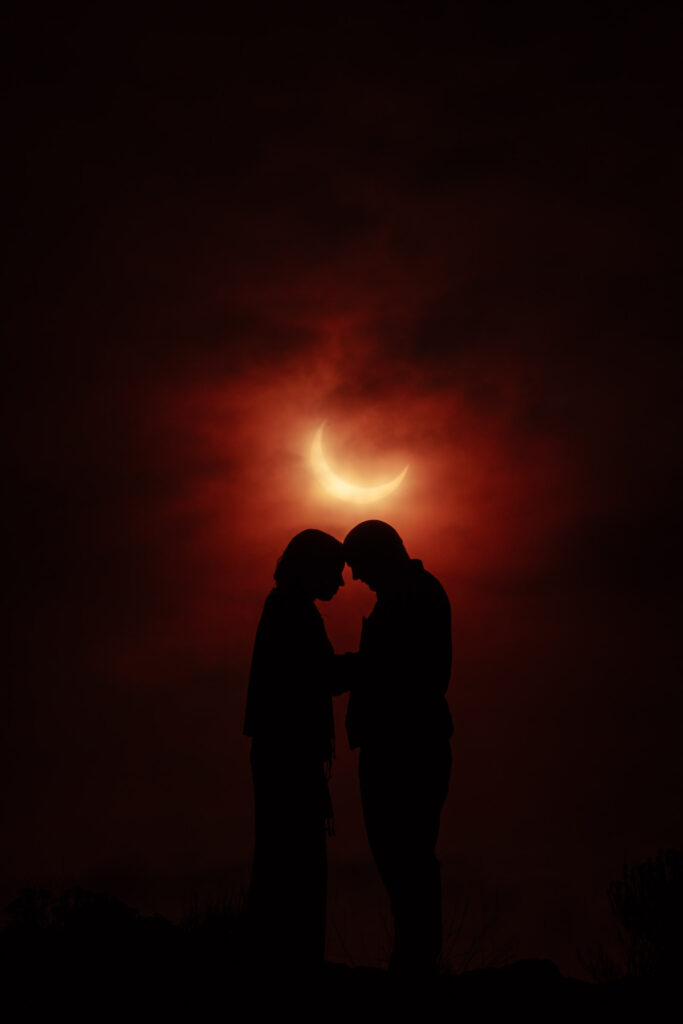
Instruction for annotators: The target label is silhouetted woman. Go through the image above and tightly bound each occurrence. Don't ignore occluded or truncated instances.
[244,529,344,970]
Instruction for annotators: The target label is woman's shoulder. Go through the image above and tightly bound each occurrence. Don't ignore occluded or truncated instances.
[259,588,331,656]
[261,587,281,611]
[261,586,303,616]
[256,588,288,631]
[258,587,316,630]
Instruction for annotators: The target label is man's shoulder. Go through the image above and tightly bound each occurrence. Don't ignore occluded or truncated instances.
[408,560,450,609]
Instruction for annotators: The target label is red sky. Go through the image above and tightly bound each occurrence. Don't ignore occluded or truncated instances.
[4,3,682,974]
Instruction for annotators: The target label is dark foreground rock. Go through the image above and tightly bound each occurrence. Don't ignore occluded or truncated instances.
[1,946,675,1020]
[1,890,675,1019]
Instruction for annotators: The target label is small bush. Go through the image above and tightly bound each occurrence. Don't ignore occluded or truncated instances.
[608,848,683,979]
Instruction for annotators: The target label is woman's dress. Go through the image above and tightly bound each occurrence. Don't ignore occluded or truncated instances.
[244,585,335,966]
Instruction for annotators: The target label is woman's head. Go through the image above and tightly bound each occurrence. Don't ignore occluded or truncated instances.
[274,529,345,600]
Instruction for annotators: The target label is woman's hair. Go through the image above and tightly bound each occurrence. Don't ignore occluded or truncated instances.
[274,529,344,587]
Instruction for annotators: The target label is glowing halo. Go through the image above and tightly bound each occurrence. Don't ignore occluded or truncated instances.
[311,422,408,504]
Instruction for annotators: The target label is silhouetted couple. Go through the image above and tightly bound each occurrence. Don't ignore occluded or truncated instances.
[244,521,453,978]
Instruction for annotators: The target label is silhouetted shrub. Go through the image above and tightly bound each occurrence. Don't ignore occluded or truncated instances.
[1,884,254,987]
[608,848,683,979]
[180,890,250,966]
[1,886,178,974]
[5,887,138,934]
[579,849,683,983]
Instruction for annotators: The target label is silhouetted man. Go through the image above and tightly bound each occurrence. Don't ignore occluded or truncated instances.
[340,520,453,976]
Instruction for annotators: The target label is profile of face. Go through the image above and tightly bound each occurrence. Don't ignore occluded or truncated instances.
[343,520,408,594]
[346,556,380,592]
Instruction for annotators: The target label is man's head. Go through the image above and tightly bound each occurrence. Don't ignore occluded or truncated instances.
[343,520,410,593]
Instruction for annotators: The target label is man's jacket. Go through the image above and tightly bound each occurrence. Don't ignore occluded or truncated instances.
[344,559,453,750]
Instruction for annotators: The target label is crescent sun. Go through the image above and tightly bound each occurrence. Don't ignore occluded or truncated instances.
[311,422,408,504]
